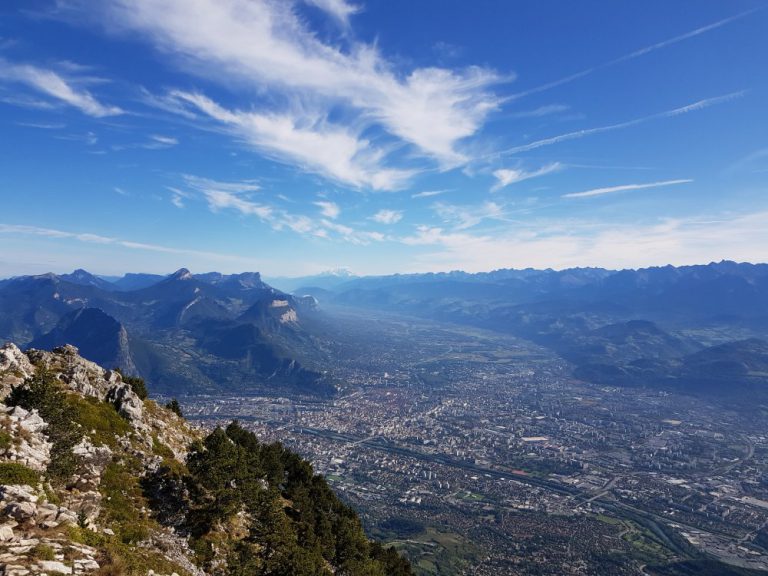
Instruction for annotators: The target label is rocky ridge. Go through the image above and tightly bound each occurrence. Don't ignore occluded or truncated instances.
[0,343,201,575]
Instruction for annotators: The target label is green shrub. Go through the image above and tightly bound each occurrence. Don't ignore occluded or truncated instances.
[32,543,56,561]
[66,395,130,448]
[123,376,149,400]
[100,461,151,545]
[6,370,83,484]
[0,430,12,451]
[114,370,148,401]
[165,399,183,418]
[0,462,40,485]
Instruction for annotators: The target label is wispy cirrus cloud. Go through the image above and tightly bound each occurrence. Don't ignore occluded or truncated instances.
[170,91,414,190]
[563,178,693,199]
[433,201,505,230]
[412,190,449,199]
[0,58,123,117]
[370,209,403,225]
[183,176,273,219]
[314,201,340,219]
[500,92,743,156]
[112,134,179,151]
[80,0,503,185]
[302,0,359,27]
[510,104,570,118]
[0,223,246,260]
[492,162,561,191]
[179,174,386,244]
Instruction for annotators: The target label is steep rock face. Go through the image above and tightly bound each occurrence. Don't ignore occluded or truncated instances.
[29,308,138,376]
[0,345,412,576]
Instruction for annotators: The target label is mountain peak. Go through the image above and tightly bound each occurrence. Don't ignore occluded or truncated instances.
[170,267,193,280]
[70,268,92,278]
[324,267,354,277]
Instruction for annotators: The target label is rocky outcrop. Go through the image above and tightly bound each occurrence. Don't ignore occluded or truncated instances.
[0,345,35,399]
[20,345,150,432]
[0,406,51,472]
[0,343,203,575]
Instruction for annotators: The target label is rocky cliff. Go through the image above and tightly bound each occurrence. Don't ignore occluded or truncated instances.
[0,343,410,576]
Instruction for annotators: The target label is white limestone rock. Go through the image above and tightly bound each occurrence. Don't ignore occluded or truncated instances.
[0,343,35,400]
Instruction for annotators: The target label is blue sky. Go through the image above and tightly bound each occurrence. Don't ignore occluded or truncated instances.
[0,0,766,277]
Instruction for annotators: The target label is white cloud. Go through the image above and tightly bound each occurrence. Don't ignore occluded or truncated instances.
[303,0,359,27]
[398,211,768,273]
[0,59,123,117]
[563,179,693,199]
[0,223,247,261]
[202,189,273,219]
[412,190,449,199]
[314,200,340,219]
[179,173,385,244]
[183,175,260,194]
[371,209,403,225]
[491,162,561,191]
[149,134,178,147]
[168,188,186,208]
[112,134,180,151]
[16,121,66,129]
[94,0,502,171]
[433,201,505,230]
[180,175,271,217]
[171,91,413,190]
[511,104,569,118]
[322,219,386,244]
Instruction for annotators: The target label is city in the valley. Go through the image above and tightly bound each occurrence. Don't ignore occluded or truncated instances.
[182,308,768,575]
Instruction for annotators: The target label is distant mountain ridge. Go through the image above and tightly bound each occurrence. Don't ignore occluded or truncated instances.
[3,261,768,400]
[308,260,768,400]
[0,268,331,396]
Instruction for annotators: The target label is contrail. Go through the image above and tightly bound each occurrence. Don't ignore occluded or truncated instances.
[500,91,744,156]
[563,179,693,199]
[510,8,760,100]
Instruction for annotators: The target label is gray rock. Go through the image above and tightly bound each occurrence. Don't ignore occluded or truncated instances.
[105,382,144,424]
[0,485,38,504]
[0,343,35,400]
[5,500,37,522]
[0,524,14,541]
[37,560,72,574]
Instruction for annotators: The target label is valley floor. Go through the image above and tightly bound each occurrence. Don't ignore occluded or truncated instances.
[181,307,768,576]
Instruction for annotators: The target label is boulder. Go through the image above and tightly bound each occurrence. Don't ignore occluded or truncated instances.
[106,382,144,424]
[5,500,37,522]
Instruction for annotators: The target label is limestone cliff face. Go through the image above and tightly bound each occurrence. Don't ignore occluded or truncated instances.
[29,308,139,377]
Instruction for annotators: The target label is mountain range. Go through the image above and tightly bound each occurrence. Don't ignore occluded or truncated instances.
[1,261,767,400]
[0,268,330,396]
[292,261,768,401]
